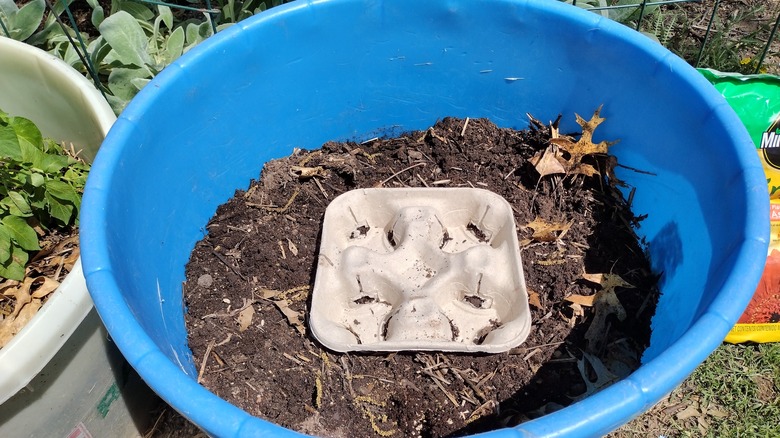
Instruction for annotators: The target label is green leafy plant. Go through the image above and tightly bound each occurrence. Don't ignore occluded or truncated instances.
[0,0,45,41]
[561,0,779,75]
[86,0,294,110]
[8,0,291,112]
[0,109,89,280]
[214,0,283,28]
[669,3,774,74]
[559,0,660,28]
[88,2,215,111]
[645,6,678,47]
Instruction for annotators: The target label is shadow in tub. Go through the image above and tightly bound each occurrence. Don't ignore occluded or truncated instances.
[452,190,659,436]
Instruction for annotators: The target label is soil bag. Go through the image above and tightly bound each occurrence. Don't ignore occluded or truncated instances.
[700,68,780,343]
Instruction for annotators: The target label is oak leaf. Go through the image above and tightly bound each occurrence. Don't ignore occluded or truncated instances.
[572,163,600,178]
[550,107,616,160]
[547,106,618,177]
[584,288,627,354]
[524,217,573,242]
[30,276,59,299]
[3,281,32,318]
[565,293,597,307]
[579,272,634,353]
[572,352,618,400]
[0,299,42,346]
[0,277,43,346]
[581,272,634,294]
[273,299,305,335]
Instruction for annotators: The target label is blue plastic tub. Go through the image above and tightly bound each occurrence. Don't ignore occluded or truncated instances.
[80,0,770,436]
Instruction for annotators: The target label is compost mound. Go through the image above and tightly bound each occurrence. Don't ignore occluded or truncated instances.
[183,113,659,437]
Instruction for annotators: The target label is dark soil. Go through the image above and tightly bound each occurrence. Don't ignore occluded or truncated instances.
[180,114,659,437]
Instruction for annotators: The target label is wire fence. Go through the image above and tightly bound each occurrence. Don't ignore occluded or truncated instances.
[571,0,780,74]
[1,0,779,107]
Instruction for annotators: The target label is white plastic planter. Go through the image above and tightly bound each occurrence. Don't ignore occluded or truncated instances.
[0,37,153,437]
[310,188,531,352]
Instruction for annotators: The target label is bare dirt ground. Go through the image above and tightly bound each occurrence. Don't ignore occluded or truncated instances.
[668,0,780,74]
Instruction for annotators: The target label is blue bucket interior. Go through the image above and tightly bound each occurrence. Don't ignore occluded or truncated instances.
[80,0,769,436]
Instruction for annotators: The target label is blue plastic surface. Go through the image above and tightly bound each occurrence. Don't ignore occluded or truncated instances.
[80,0,770,436]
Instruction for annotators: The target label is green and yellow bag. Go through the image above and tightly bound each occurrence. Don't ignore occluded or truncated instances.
[700,68,780,343]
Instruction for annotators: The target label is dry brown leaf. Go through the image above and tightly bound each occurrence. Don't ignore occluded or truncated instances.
[544,107,618,179]
[581,272,634,295]
[604,155,626,187]
[549,107,617,167]
[259,286,309,302]
[550,115,562,139]
[321,154,359,177]
[697,415,710,434]
[237,305,255,332]
[706,407,729,419]
[287,238,299,257]
[676,405,702,421]
[63,249,80,271]
[584,288,627,354]
[0,233,77,348]
[31,233,79,265]
[572,163,600,177]
[753,374,777,403]
[573,352,618,400]
[31,276,60,299]
[524,217,573,242]
[3,278,34,318]
[57,236,80,270]
[567,302,584,327]
[528,290,542,309]
[580,272,632,352]
[564,293,597,307]
[0,297,42,347]
[16,298,41,323]
[529,146,566,178]
[58,233,80,248]
[261,288,282,299]
[273,299,305,335]
[290,165,326,179]
[0,279,20,293]
[0,320,17,347]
